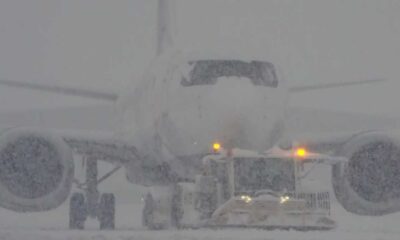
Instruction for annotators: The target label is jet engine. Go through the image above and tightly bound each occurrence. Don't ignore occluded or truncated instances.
[332,131,400,215]
[0,128,74,212]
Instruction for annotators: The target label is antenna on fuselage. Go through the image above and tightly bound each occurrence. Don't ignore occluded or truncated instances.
[157,0,177,56]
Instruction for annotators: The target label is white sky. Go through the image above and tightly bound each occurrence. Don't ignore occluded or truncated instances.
[0,0,400,116]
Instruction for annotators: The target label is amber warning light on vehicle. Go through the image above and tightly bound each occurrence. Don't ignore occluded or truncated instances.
[295,147,307,158]
[212,142,221,153]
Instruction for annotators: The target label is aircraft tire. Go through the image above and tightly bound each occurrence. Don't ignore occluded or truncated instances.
[98,193,116,230]
[171,184,183,228]
[69,192,87,230]
[142,193,161,230]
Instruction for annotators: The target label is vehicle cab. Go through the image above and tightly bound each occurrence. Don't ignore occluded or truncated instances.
[201,148,297,205]
[195,147,335,229]
[143,146,336,230]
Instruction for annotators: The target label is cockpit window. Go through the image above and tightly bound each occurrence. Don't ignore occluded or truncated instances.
[180,60,278,87]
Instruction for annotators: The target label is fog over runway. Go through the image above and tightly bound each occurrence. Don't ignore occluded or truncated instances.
[1,0,400,239]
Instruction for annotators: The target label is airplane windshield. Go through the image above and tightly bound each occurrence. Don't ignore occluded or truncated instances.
[234,157,295,195]
[180,60,278,87]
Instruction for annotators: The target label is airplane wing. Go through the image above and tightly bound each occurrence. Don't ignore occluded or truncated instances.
[286,106,400,152]
[288,78,385,93]
[265,146,347,165]
[47,128,175,188]
[0,77,384,100]
[58,130,140,164]
[0,79,166,185]
[287,106,400,132]
[0,79,118,101]
[0,126,140,165]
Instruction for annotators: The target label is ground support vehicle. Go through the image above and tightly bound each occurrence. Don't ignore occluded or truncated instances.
[142,147,344,230]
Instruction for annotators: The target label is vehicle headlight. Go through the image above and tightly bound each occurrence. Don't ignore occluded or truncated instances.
[240,195,252,203]
[280,196,290,204]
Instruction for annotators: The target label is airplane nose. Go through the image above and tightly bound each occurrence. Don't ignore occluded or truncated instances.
[217,113,251,149]
[201,78,273,150]
[161,77,282,156]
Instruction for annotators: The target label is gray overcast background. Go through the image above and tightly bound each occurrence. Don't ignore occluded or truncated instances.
[0,0,400,117]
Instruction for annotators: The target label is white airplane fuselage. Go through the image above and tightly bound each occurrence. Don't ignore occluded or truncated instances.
[117,51,289,183]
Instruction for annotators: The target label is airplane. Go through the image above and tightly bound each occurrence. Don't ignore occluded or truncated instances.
[0,0,398,230]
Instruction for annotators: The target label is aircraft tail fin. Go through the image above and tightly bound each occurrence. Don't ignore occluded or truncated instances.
[156,0,177,56]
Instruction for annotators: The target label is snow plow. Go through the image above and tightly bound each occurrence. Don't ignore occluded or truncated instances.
[142,146,344,230]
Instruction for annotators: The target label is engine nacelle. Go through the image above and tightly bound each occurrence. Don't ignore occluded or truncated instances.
[0,128,74,212]
[332,131,400,215]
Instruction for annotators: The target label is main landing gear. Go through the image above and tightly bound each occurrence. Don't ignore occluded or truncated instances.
[69,157,120,230]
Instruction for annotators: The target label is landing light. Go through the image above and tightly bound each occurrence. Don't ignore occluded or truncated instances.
[240,195,252,203]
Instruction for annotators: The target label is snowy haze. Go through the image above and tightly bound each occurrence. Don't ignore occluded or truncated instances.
[1,0,400,239]
[0,0,400,115]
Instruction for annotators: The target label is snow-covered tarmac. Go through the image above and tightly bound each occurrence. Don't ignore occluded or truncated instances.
[1,228,399,240]
[0,162,399,240]
[1,199,400,239]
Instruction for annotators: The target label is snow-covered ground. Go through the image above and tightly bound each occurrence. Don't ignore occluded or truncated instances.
[0,203,400,240]
[0,161,398,240]
[1,204,400,240]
